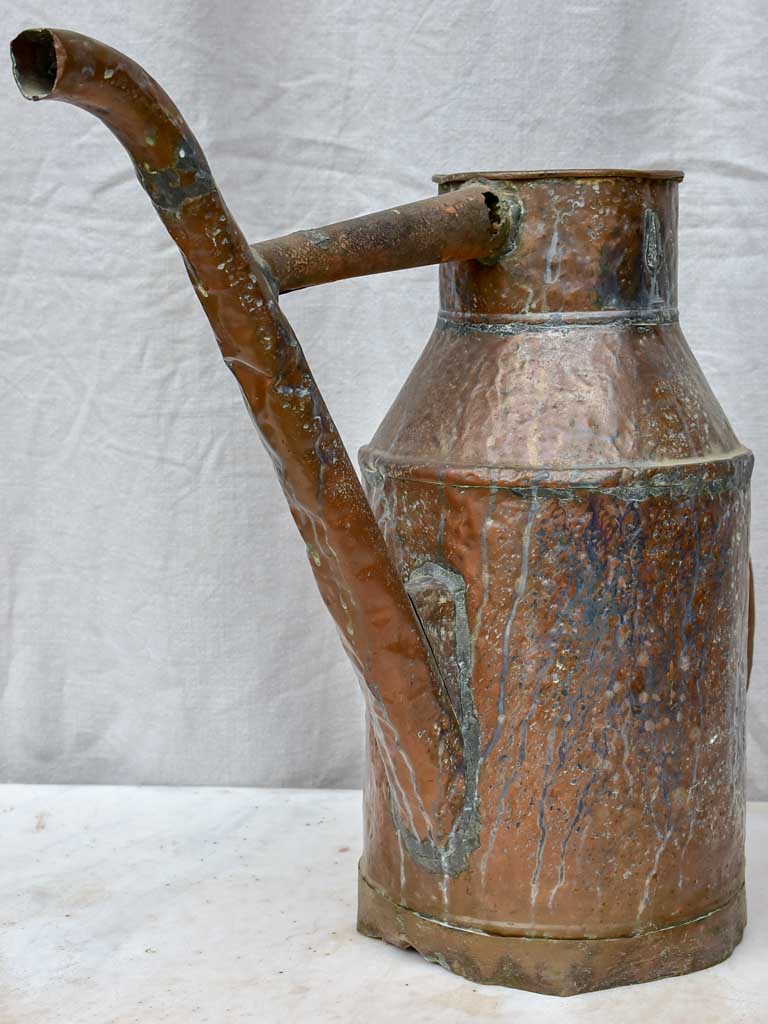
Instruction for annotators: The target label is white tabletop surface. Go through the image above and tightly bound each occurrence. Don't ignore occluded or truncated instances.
[0,785,765,1023]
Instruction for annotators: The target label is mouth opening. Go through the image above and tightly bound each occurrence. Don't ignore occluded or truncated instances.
[11,29,59,100]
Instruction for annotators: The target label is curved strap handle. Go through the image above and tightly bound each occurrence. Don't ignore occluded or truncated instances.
[748,558,755,690]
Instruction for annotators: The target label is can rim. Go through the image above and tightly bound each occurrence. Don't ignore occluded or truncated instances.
[433,168,685,185]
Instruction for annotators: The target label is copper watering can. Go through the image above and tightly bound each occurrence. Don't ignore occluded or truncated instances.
[11,28,753,996]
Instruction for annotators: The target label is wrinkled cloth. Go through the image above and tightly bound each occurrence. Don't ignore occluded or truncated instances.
[1,0,766,793]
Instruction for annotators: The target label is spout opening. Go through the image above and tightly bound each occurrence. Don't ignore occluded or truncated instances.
[11,29,58,100]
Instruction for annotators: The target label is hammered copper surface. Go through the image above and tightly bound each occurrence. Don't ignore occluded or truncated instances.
[12,27,752,996]
[357,871,747,995]
[359,172,751,989]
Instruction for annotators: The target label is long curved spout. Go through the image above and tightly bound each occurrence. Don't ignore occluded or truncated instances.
[10,27,477,839]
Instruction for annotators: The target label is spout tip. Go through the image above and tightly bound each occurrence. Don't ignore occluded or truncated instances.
[11,28,58,100]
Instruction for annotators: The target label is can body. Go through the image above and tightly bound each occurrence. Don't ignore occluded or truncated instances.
[357,172,751,994]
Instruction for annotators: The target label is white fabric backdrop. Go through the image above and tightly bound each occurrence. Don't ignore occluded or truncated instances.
[1,0,767,794]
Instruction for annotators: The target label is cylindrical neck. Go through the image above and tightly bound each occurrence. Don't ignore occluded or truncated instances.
[436,170,681,321]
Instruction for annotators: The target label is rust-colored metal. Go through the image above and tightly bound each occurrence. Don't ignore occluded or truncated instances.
[12,29,753,997]
[434,168,686,184]
[252,187,511,294]
[358,171,751,993]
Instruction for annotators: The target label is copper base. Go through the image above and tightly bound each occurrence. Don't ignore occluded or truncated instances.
[357,870,746,996]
